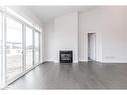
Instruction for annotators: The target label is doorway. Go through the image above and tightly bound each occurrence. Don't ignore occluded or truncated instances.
[88,33,96,61]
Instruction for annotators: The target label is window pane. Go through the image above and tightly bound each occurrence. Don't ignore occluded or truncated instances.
[26,27,33,70]
[6,17,23,80]
[34,31,39,65]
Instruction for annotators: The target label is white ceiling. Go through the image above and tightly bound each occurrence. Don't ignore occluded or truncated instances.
[27,6,96,23]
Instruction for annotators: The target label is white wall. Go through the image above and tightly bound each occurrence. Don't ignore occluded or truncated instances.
[44,12,78,63]
[44,6,127,63]
[54,12,78,63]
[44,20,55,61]
[101,7,127,63]
[79,6,127,63]
[79,8,103,62]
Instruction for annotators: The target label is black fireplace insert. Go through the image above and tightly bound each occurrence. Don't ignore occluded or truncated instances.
[59,51,73,63]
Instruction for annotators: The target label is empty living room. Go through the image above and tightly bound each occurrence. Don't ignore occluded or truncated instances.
[1,0,127,94]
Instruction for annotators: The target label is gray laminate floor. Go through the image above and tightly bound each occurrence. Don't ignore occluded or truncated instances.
[5,61,127,89]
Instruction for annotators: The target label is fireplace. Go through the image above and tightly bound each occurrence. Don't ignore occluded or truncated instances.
[59,51,73,63]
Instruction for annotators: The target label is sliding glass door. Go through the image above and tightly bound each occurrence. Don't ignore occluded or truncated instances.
[0,9,41,88]
[34,31,40,65]
[6,17,23,80]
[25,26,33,70]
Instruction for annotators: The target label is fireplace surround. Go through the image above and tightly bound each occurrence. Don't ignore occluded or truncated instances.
[59,50,73,63]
